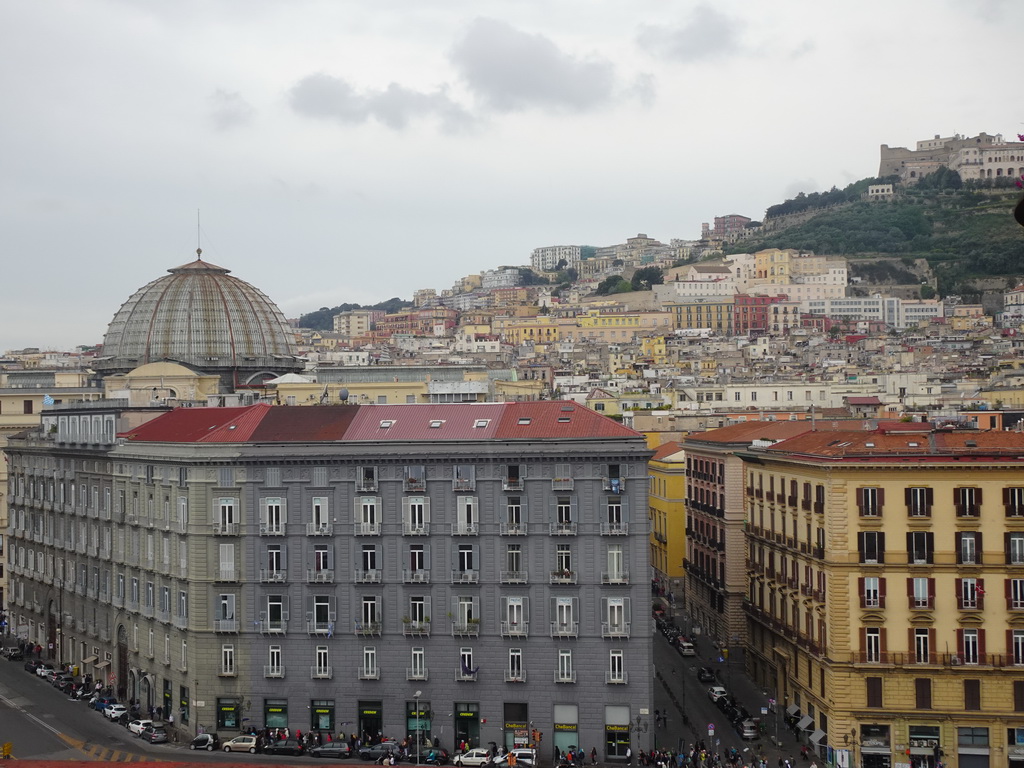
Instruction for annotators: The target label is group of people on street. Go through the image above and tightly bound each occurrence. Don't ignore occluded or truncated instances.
[553,746,599,766]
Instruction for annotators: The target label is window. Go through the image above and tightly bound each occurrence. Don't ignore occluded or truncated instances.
[557,649,574,683]
[858,532,885,564]
[357,496,380,535]
[860,577,883,608]
[404,465,426,492]
[507,649,524,682]
[554,496,575,533]
[960,680,983,713]
[260,497,286,535]
[857,487,883,517]
[265,544,284,579]
[552,596,577,636]
[960,628,981,664]
[409,596,430,625]
[267,645,283,677]
[1008,533,1024,565]
[456,544,477,582]
[264,595,288,632]
[957,578,984,610]
[905,487,933,517]
[915,678,932,709]
[1016,682,1024,712]
[410,647,426,680]
[1005,487,1024,517]
[959,726,988,746]
[555,545,573,580]
[216,594,236,631]
[608,650,625,683]
[453,465,475,491]
[408,544,427,579]
[909,577,934,609]
[313,545,331,579]
[913,628,933,664]
[866,677,882,708]
[954,487,981,517]
[863,628,883,662]
[459,647,476,680]
[360,544,379,581]
[311,497,329,530]
[958,532,981,565]
[358,466,378,492]
[404,497,430,535]
[215,498,237,532]
[221,645,235,676]
[907,531,933,564]
[504,497,525,534]
[455,496,478,535]
[603,597,630,637]
[361,647,377,679]
[360,596,379,631]
[1012,630,1024,666]
[1009,579,1024,610]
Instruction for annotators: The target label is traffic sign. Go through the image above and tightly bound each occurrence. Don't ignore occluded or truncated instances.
[708,724,715,737]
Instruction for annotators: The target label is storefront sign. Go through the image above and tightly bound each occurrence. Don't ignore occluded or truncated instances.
[606,725,630,733]
[554,724,577,731]
[505,721,527,728]
[362,709,379,716]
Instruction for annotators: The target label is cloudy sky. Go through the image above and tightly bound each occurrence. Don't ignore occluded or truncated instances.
[2,0,1020,352]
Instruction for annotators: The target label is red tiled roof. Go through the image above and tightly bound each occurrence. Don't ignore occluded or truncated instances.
[650,441,685,461]
[766,428,1024,460]
[120,401,641,444]
[845,396,881,405]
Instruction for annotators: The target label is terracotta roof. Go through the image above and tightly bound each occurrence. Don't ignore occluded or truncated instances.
[683,421,826,446]
[120,401,642,444]
[766,428,1024,460]
[650,441,685,461]
[845,396,882,405]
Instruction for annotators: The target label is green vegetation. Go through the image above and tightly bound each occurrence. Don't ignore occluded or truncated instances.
[764,175,899,218]
[299,298,408,330]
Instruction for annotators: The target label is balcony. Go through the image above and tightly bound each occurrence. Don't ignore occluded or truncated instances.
[354,522,380,536]
[403,523,430,536]
[354,621,382,637]
[357,477,378,492]
[403,569,431,584]
[503,478,524,491]
[504,670,526,683]
[550,570,577,584]
[358,666,379,680]
[601,622,631,638]
[601,522,628,535]
[307,569,335,584]
[213,521,239,535]
[404,478,426,493]
[312,666,334,680]
[602,477,625,493]
[451,570,480,584]
[550,522,577,536]
[500,570,528,584]
[156,609,170,623]
[550,621,579,638]
[456,669,477,682]
[452,621,480,637]
[306,523,334,536]
[605,672,628,684]
[264,666,285,678]
[354,569,382,584]
[554,670,576,683]
[259,569,286,583]
[407,667,429,681]
[501,621,529,637]
[601,571,630,585]
[552,478,574,491]
[403,621,431,637]
[451,522,479,536]
[259,620,287,634]
[500,523,528,536]
[214,619,239,633]
[453,478,475,492]
[216,569,239,582]
[260,523,285,536]
[307,621,334,635]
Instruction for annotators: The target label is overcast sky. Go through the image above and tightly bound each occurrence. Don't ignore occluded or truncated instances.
[2,0,1021,352]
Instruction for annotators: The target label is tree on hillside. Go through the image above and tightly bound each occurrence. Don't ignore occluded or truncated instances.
[631,266,664,290]
[595,276,632,295]
[580,245,598,260]
[517,268,549,286]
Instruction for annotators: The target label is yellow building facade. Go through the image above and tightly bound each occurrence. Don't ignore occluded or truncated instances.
[741,426,1024,768]
[648,442,687,618]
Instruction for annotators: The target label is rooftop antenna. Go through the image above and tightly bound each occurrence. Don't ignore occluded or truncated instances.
[196,208,202,260]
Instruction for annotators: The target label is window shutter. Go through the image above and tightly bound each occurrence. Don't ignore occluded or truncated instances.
[976,488,983,505]
[305,596,313,623]
[955,579,964,609]
[878,488,885,508]
[601,596,608,619]
[858,532,866,562]
[327,547,335,570]
[571,496,578,520]
[878,532,885,563]
[1008,532,1014,564]
[260,497,268,525]
[280,547,288,570]
[925,488,933,508]
[978,579,985,610]
[956,628,965,659]
[907,628,915,657]
[904,487,913,507]
[954,487,963,506]
[956,533,964,564]
[906,577,914,607]
[1007,578,1014,609]
[927,578,935,608]
[423,546,431,569]
[858,577,866,608]
[1009,630,1016,661]
[259,610,267,622]
[621,495,630,520]
[928,628,936,663]
[1016,681,1024,712]
[1006,488,1012,505]
[979,628,987,661]
[282,596,290,621]
[856,488,864,510]
[879,578,887,608]
[976,532,984,564]
[906,532,914,560]
[926,532,934,563]
[423,596,431,620]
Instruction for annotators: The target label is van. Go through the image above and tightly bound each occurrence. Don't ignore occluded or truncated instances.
[740,719,759,740]
[678,642,696,656]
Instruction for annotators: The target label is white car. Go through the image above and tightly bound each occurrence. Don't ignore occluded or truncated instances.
[678,642,696,656]
[128,719,154,735]
[455,748,494,766]
[708,685,728,702]
[494,749,537,768]
[104,703,129,720]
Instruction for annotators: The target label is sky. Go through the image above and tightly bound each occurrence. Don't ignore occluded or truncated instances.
[2,0,1021,352]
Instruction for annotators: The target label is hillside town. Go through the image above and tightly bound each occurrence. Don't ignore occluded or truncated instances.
[2,129,1024,768]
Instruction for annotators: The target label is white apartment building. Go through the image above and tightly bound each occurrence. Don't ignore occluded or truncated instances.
[802,296,943,329]
[480,268,522,290]
[531,245,582,272]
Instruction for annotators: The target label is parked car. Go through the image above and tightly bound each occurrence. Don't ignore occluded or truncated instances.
[359,742,400,762]
[494,749,538,768]
[35,663,56,678]
[264,739,305,757]
[141,725,168,744]
[190,733,221,751]
[52,674,74,689]
[223,735,260,753]
[708,685,728,702]
[104,704,129,721]
[128,719,154,735]
[454,748,492,767]
[309,742,352,759]
[425,748,451,765]
[739,719,760,740]
[678,641,696,656]
[2,647,24,661]
[697,667,716,683]
[24,659,42,674]
[91,695,118,712]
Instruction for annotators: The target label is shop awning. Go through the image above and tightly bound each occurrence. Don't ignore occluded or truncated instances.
[81,656,98,665]
[796,715,814,731]
[810,730,827,744]
[786,705,801,717]
[95,660,110,669]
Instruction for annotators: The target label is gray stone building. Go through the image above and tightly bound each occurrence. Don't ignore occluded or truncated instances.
[5,400,653,758]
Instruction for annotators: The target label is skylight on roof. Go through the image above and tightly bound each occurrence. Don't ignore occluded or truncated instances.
[379,420,395,429]
[517,418,531,425]
[474,419,490,428]
[429,420,444,428]
[558,417,571,423]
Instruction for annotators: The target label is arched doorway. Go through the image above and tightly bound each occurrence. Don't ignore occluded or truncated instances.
[116,625,129,701]
[140,675,153,712]
[127,670,137,705]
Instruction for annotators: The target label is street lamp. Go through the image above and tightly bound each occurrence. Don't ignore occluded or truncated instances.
[414,690,422,765]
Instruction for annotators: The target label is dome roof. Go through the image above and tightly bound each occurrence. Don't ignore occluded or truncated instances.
[96,252,302,385]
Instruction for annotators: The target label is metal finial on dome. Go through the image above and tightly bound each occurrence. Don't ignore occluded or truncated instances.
[196,247,203,261]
